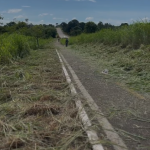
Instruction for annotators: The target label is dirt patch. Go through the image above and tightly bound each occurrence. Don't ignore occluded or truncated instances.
[24,103,60,116]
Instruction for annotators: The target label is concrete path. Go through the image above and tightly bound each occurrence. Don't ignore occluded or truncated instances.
[56,28,150,150]
[56,28,69,38]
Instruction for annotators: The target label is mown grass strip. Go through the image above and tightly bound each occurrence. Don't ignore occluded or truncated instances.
[0,43,91,150]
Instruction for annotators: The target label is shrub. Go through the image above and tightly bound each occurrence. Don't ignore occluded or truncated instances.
[0,33,30,63]
[69,21,150,49]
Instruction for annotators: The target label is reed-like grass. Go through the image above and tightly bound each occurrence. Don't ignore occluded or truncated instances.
[0,33,52,64]
[67,21,150,49]
[0,34,30,63]
[63,21,150,95]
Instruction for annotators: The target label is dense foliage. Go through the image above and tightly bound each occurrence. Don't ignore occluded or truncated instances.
[66,21,150,94]
[84,22,97,33]
[0,21,57,38]
[68,21,150,49]
[0,33,51,64]
[60,19,116,36]
[0,19,56,64]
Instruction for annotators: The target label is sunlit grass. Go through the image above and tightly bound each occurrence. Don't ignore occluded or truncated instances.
[70,42,150,95]
[68,21,150,49]
[0,33,53,64]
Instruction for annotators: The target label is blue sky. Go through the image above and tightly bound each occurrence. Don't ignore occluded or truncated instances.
[0,0,150,26]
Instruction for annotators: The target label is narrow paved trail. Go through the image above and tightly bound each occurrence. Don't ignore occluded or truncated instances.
[56,28,69,38]
[56,28,150,150]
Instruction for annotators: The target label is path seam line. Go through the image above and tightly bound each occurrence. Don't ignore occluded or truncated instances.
[60,51,128,150]
[56,49,104,150]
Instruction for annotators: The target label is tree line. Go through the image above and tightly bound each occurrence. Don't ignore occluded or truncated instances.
[59,19,128,36]
[0,16,57,46]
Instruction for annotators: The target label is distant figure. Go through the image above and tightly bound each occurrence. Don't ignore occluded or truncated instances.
[58,37,60,42]
[65,38,68,47]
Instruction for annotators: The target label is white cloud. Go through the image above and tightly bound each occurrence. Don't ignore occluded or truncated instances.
[102,19,124,25]
[75,0,96,2]
[7,9,22,13]
[29,20,55,25]
[31,20,44,24]
[39,13,53,17]
[142,17,150,22]
[14,15,24,19]
[53,17,63,20]
[72,17,76,19]
[22,6,30,8]
[85,17,93,21]
[39,20,44,23]
[1,11,7,14]
[39,13,48,17]
[88,0,96,2]
[1,19,11,25]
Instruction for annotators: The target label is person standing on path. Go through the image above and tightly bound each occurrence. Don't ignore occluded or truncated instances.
[65,38,69,47]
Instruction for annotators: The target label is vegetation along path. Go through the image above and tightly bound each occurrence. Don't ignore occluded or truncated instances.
[0,42,97,150]
[56,29,150,150]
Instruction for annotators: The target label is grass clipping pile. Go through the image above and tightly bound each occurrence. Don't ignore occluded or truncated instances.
[0,46,91,150]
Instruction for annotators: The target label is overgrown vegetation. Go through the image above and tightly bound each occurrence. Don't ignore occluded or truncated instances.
[0,43,92,150]
[0,17,97,150]
[59,19,116,36]
[0,34,30,63]
[68,21,150,49]
[0,18,57,64]
[62,21,150,95]
[0,33,51,64]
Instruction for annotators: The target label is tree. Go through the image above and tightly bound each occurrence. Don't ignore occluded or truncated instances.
[60,22,68,32]
[48,24,55,27]
[84,21,97,33]
[25,18,29,23]
[70,26,82,36]
[79,22,85,31]
[97,21,104,30]
[0,15,4,33]
[66,19,79,34]
[0,15,3,25]
[6,21,16,27]
[44,27,57,38]
[17,21,27,29]
[120,23,128,27]
[31,25,44,47]
[103,23,114,29]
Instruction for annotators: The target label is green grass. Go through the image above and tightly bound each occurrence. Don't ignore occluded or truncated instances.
[0,33,52,64]
[64,21,150,95]
[67,21,150,49]
[69,43,150,95]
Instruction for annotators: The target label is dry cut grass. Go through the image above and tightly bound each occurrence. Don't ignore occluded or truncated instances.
[0,44,91,150]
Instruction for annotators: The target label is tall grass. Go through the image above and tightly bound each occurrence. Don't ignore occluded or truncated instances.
[68,21,150,49]
[27,36,51,50]
[64,21,150,94]
[0,33,52,64]
[0,34,30,63]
